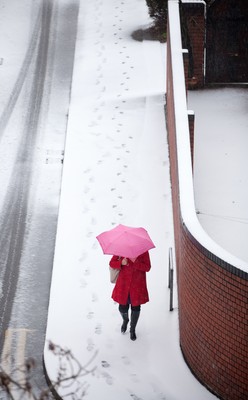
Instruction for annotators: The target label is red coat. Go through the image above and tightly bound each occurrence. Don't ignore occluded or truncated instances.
[109,252,151,306]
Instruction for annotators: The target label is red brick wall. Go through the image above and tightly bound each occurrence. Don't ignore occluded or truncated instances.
[167,2,248,399]
[180,228,248,400]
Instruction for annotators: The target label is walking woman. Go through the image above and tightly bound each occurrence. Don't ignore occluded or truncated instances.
[109,251,151,341]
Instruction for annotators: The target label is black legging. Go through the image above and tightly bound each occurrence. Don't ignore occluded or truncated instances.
[119,304,141,313]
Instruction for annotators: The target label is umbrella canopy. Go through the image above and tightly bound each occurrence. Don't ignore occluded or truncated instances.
[96,224,155,258]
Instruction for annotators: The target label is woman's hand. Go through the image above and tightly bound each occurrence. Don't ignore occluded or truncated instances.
[121,258,128,266]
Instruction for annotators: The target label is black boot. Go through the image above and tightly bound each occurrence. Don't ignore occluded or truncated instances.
[120,312,129,333]
[130,311,140,341]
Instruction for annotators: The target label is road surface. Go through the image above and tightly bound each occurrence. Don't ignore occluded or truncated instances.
[0,0,79,393]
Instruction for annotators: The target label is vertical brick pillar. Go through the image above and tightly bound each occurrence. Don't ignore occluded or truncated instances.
[181,2,206,88]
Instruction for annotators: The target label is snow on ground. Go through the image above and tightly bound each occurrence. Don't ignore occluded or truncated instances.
[44,1,218,399]
[189,88,248,265]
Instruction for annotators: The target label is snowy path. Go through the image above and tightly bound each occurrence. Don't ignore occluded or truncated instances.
[44,1,217,399]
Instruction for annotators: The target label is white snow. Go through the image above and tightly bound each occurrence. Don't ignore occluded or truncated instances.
[44,0,218,399]
[189,87,248,265]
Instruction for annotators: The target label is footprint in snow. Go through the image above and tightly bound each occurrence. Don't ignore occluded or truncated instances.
[79,252,87,262]
[80,278,87,288]
[129,393,143,400]
[101,371,113,385]
[87,338,95,352]
[92,293,98,302]
[121,355,130,365]
[101,360,110,368]
[82,205,89,214]
[91,216,97,225]
[95,323,102,335]
[87,311,94,320]
[92,241,98,250]
[84,268,90,276]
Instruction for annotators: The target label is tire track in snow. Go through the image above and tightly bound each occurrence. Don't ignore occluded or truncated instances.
[0,0,54,349]
[0,5,42,138]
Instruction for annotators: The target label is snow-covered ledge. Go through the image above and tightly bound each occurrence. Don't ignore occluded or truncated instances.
[168,0,248,275]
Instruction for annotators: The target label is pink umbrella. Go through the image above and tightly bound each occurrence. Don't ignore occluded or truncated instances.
[96,224,155,258]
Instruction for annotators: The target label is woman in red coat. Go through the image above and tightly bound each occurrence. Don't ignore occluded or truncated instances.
[109,251,151,341]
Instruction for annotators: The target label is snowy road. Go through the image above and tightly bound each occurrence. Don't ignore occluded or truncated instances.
[0,0,54,342]
[0,0,79,385]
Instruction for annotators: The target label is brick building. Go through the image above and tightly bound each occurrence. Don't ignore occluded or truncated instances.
[166,1,248,399]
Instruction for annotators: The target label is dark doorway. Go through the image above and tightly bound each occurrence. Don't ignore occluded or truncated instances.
[206,0,248,83]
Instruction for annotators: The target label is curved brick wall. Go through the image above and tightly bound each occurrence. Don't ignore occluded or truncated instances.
[166,2,248,399]
[179,227,248,400]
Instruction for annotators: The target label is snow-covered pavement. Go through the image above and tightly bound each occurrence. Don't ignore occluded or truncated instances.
[44,1,217,399]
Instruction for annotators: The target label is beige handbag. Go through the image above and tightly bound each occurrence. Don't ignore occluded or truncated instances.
[109,267,120,283]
